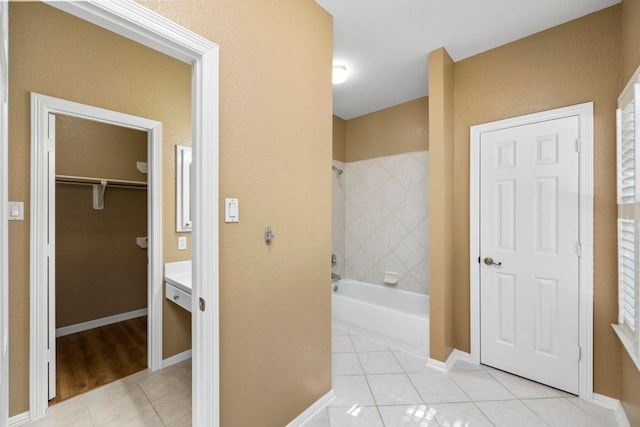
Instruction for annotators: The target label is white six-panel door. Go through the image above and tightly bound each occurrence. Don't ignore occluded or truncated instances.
[480,116,580,394]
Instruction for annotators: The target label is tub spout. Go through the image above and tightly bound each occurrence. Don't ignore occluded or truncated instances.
[332,272,341,281]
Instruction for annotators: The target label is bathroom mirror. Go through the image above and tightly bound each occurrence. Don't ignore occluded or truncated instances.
[176,145,192,232]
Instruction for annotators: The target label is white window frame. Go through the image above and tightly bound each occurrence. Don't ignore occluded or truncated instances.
[614,64,640,371]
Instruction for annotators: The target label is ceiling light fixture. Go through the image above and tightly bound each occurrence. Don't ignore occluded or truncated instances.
[332,64,348,84]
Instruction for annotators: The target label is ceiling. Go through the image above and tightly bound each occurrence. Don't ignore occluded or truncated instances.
[315,0,620,120]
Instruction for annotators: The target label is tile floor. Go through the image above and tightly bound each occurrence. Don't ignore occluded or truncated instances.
[24,324,620,427]
[305,325,620,427]
[24,358,192,426]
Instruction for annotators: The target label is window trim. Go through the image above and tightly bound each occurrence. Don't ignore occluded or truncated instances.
[614,64,640,372]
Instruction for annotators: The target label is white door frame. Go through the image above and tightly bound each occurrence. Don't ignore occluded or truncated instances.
[1,2,220,426]
[30,93,163,417]
[469,102,594,399]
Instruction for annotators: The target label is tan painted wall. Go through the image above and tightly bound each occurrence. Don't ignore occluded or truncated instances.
[333,115,346,161]
[56,116,148,327]
[138,2,332,425]
[428,49,455,362]
[619,0,640,422]
[621,0,640,84]
[345,96,429,162]
[449,6,621,397]
[10,2,332,423]
[9,2,192,415]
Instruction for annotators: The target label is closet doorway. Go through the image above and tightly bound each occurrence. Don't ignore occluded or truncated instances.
[30,94,164,413]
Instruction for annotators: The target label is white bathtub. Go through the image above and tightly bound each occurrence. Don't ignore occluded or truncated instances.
[331,279,429,358]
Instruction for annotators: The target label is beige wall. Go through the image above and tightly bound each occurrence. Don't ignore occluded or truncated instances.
[619,0,640,422]
[125,2,334,426]
[333,115,346,161]
[9,2,192,416]
[432,6,621,397]
[345,96,428,162]
[428,49,455,362]
[56,116,148,327]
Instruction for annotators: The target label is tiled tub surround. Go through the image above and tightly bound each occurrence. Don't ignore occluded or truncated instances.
[344,151,429,294]
[332,159,346,279]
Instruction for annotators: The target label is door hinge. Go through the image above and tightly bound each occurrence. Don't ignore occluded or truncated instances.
[576,241,582,257]
[47,348,54,363]
[199,297,206,312]
[578,345,582,361]
[575,138,581,153]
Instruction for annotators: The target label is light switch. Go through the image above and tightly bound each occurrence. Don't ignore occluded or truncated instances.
[225,198,239,223]
[8,201,24,221]
[178,236,187,250]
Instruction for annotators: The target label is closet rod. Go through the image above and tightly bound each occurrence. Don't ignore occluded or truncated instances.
[55,174,147,189]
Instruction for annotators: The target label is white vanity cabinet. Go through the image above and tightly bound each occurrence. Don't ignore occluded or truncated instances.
[165,260,192,312]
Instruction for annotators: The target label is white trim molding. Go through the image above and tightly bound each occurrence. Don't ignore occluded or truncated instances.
[55,309,148,338]
[7,412,29,427]
[30,93,164,420]
[469,102,594,399]
[163,349,193,369]
[427,349,473,372]
[2,3,219,425]
[285,390,336,427]
[592,393,631,427]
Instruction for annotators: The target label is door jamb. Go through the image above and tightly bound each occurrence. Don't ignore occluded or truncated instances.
[30,93,164,418]
[1,2,220,426]
[469,102,594,399]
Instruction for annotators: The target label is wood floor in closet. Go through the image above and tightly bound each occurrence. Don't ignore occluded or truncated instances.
[51,315,147,405]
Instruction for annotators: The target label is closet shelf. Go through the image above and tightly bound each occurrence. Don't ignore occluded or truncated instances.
[56,174,146,210]
[55,174,147,189]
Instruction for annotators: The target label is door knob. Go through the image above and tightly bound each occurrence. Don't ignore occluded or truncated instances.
[484,257,502,266]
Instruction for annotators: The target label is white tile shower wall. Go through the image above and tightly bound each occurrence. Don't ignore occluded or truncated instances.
[345,151,429,294]
[332,160,346,279]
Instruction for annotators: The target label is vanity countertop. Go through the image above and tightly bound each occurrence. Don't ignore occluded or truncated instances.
[165,260,192,295]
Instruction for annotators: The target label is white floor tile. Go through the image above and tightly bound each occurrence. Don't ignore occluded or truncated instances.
[332,335,356,353]
[333,352,364,375]
[332,326,349,336]
[304,408,331,427]
[568,398,619,427]
[428,402,493,427]
[476,400,548,427]
[523,398,602,427]
[484,367,570,399]
[330,375,376,408]
[448,360,484,372]
[358,351,403,374]
[378,404,439,426]
[449,370,516,401]
[350,334,389,352]
[328,406,384,427]
[392,350,434,373]
[408,372,470,404]
[367,374,423,405]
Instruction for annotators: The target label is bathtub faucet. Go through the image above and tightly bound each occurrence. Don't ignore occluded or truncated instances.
[332,272,341,280]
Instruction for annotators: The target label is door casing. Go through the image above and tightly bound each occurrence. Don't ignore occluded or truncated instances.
[470,102,594,399]
[30,93,163,415]
[0,2,220,426]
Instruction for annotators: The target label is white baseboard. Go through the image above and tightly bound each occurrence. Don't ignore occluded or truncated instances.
[286,389,336,427]
[427,349,473,372]
[163,349,192,368]
[8,411,29,426]
[55,308,148,338]
[593,393,631,427]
